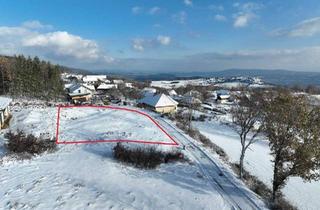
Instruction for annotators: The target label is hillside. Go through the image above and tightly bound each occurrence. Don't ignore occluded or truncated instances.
[0,55,64,99]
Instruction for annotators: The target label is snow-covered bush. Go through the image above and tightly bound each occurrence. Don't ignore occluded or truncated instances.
[113,143,184,169]
[4,130,56,157]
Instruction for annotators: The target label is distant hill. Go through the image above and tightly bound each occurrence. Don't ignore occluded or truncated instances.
[104,69,320,87]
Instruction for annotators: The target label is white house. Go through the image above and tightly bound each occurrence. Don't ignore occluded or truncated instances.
[82,75,108,84]
[97,83,118,90]
[113,79,124,84]
[142,87,157,96]
[125,82,133,88]
[168,89,177,96]
[138,93,178,113]
[0,97,12,129]
[68,84,95,103]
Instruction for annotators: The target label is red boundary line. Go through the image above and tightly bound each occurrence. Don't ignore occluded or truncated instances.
[55,105,179,146]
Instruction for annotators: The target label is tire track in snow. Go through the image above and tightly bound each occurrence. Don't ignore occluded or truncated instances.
[157,117,267,210]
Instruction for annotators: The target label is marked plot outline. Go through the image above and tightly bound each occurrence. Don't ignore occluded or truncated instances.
[56,105,178,146]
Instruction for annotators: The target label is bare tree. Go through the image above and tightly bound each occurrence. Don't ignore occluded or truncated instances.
[231,90,264,179]
[263,91,320,202]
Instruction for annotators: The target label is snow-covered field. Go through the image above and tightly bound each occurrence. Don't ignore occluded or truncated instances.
[0,105,246,210]
[193,117,320,210]
[58,106,175,145]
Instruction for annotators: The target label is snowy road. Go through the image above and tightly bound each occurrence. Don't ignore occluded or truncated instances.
[156,117,267,210]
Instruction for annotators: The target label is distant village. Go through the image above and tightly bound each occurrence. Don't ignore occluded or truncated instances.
[60,72,274,115]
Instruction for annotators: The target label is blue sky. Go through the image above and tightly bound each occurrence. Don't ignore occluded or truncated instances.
[1,0,320,72]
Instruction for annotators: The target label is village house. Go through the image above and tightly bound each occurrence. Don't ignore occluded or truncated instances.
[67,84,95,103]
[168,89,178,96]
[216,90,231,103]
[125,82,133,88]
[142,87,157,96]
[113,79,124,84]
[97,83,118,91]
[82,75,108,84]
[138,93,178,114]
[0,97,12,129]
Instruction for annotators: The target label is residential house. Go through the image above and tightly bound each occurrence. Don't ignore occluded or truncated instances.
[97,83,118,90]
[216,90,230,103]
[125,82,133,88]
[82,75,108,84]
[0,97,12,129]
[67,84,95,103]
[138,93,178,114]
[142,87,157,96]
[113,79,124,84]
[168,89,177,96]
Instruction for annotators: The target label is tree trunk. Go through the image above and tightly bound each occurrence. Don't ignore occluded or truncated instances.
[239,149,245,179]
[272,159,280,202]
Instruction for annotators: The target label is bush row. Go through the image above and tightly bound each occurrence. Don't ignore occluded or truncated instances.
[4,131,57,158]
[113,143,185,169]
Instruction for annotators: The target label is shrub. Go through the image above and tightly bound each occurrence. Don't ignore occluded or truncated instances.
[113,143,184,169]
[231,163,297,210]
[4,131,57,157]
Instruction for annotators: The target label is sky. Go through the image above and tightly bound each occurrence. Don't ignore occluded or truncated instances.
[1,0,320,73]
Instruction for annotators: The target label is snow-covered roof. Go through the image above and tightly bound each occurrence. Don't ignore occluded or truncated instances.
[169,89,177,96]
[82,84,95,91]
[82,75,107,82]
[139,94,178,107]
[68,84,95,93]
[217,90,230,96]
[68,84,81,93]
[113,79,124,84]
[97,83,117,90]
[64,83,74,89]
[0,97,12,110]
[143,87,157,93]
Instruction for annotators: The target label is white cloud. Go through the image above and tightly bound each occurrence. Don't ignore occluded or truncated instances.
[22,31,113,63]
[22,20,53,30]
[0,23,113,67]
[132,39,145,51]
[271,17,320,37]
[233,13,254,27]
[131,35,172,52]
[214,14,227,22]
[172,11,187,24]
[157,35,171,45]
[148,7,161,15]
[184,0,192,7]
[233,2,262,28]
[132,6,143,15]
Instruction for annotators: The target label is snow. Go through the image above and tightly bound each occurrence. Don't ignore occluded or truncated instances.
[82,75,107,83]
[215,82,248,89]
[0,105,243,210]
[193,117,320,210]
[97,83,117,90]
[0,97,12,110]
[58,106,174,144]
[139,94,178,108]
[68,84,94,96]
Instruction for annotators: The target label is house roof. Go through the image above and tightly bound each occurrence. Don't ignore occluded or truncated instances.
[82,84,95,91]
[0,97,12,110]
[68,83,95,93]
[169,89,177,96]
[139,94,178,107]
[97,83,117,90]
[82,75,107,82]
